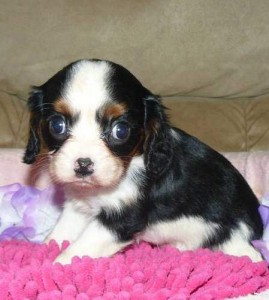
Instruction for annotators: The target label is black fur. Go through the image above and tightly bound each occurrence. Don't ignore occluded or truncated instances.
[23,88,43,163]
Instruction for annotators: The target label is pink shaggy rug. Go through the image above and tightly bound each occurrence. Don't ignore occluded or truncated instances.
[0,240,269,300]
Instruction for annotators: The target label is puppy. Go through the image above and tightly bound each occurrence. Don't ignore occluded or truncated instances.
[24,59,263,264]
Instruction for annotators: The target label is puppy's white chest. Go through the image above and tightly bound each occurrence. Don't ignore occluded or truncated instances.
[139,216,219,251]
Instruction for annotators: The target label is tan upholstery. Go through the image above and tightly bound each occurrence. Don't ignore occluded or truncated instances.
[0,0,269,151]
[164,95,269,152]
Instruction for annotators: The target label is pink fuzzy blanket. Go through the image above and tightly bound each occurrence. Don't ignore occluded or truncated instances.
[0,240,269,300]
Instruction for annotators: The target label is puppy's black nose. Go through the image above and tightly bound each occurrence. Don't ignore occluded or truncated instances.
[74,157,94,177]
[77,157,93,168]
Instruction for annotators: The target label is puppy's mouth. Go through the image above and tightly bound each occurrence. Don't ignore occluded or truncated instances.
[65,179,102,190]
[62,178,105,199]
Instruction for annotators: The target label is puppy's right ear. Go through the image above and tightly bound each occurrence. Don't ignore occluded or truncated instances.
[23,87,43,164]
[143,95,173,179]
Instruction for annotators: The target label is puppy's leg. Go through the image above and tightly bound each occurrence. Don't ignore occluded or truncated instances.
[218,223,263,262]
[45,200,89,245]
[54,219,132,264]
[219,239,262,262]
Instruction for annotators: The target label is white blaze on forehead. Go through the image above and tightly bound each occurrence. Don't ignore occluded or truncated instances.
[63,60,111,114]
[62,60,111,141]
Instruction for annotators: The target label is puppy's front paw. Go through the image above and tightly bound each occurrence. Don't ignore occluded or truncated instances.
[45,233,67,246]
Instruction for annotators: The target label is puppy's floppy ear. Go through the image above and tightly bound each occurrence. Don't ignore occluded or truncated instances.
[143,95,173,179]
[23,87,43,164]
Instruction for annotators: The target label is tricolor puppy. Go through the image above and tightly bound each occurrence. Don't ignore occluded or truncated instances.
[24,59,263,264]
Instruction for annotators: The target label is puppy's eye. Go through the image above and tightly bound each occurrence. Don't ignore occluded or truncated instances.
[49,116,67,138]
[111,122,130,141]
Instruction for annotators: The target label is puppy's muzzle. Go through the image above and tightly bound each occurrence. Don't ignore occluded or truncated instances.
[74,157,94,178]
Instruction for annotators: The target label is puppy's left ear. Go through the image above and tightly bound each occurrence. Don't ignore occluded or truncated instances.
[143,95,173,179]
[23,87,43,164]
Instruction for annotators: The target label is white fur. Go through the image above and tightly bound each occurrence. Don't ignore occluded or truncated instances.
[217,222,262,262]
[139,218,262,261]
[64,60,110,115]
[54,218,131,264]
[45,200,89,245]
[140,216,219,251]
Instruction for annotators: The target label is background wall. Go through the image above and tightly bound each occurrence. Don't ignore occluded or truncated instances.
[1,0,269,151]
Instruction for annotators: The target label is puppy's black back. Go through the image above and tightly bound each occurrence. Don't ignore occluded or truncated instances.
[146,127,263,246]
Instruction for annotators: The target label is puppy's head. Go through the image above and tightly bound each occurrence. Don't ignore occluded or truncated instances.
[24,59,172,192]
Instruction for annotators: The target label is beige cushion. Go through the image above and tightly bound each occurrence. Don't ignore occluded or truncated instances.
[164,95,269,152]
[0,81,28,148]
[1,0,269,151]
[1,0,269,97]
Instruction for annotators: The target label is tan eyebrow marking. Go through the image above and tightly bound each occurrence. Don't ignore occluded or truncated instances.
[103,103,127,119]
[53,99,72,116]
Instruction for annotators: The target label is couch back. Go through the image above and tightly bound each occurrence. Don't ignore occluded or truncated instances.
[1,0,269,151]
